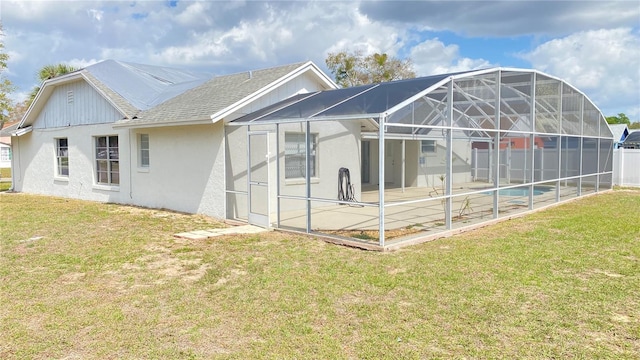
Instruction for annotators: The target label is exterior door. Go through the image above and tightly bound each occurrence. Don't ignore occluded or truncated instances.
[248,132,270,228]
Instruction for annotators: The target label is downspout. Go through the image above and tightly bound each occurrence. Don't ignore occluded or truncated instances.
[223,121,227,221]
[401,139,405,193]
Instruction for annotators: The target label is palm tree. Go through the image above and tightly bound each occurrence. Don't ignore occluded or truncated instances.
[38,63,78,81]
[27,63,78,106]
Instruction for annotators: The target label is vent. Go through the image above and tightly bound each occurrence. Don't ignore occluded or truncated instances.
[67,91,74,104]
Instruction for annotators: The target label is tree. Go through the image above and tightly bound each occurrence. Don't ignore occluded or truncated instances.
[0,22,15,130]
[606,113,631,125]
[27,63,78,107]
[325,50,416,88]
[6,100,29,124]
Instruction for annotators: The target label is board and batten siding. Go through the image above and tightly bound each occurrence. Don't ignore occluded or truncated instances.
[33,79,124,129]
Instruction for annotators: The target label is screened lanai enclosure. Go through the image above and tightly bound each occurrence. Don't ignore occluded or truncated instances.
[225,68,613,249]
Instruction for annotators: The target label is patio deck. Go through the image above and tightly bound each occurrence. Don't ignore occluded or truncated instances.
[275,181,578,249]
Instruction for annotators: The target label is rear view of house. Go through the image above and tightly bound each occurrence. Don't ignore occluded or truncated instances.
[6,62,613,249]
[6,60,336,219]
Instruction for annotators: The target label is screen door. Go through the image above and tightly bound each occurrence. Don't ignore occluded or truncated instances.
[248,132,270,227]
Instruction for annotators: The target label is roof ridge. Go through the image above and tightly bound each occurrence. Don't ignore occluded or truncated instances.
[212,61,308,79]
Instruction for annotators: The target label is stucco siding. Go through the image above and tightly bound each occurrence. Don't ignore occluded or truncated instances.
[33,79,123,129]
[129,122,226,218]
[225,119,361,222]
[12,123,132,204]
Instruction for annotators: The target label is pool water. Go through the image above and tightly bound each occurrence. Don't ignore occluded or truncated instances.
[482,186,552,197]
[498,188,543,196]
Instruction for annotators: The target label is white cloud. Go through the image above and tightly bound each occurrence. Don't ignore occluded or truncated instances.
[410,39,494,75]
[2,1,638,119]
[67,58,100,69]
[359,1,640,38]
[87,8,103,22]
[175,1,214,27]
[521,28,640,117]
[152,2,407,69]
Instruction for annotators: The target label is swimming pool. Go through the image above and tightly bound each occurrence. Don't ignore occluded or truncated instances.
[498,188,543,196]
[482,186,552,197]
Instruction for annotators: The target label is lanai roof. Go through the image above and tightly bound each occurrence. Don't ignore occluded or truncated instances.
[230,67,613,139]
[230,70,472,124]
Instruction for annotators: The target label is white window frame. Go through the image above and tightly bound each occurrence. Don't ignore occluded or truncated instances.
[421,140,436,154]
[95,135,119,185]
[284,132,318,180]
[138,133,150,169]
[55,138,69,177]
[0,147,11,162]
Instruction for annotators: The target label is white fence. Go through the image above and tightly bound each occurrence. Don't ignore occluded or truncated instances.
[613,148,640,187]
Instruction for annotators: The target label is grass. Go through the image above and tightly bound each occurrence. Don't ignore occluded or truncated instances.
[0,168,11,191]
[0,167,10,178]
[1,190,639,359]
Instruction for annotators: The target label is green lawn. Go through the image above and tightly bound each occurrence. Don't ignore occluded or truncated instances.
[0,167,10,178]
[0,168,11,191]
[1,191,639,359]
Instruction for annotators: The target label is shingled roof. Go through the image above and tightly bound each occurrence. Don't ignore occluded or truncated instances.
[15,60,332,132]
[116,62,309,127]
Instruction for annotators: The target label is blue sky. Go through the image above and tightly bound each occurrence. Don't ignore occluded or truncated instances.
[2,0,639,120]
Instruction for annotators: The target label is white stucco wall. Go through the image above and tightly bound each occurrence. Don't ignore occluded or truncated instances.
[225,119,362,222]
[278,120,362,200]
[365,139,472,189]
[12,123,133,204]
[129,122,226,218]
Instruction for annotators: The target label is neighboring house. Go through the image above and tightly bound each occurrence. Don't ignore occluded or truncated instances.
[0,142,11,169]
[609,124,629,148]
[6,59,336,219]
[0,121,18,169]
[620,130,640,149]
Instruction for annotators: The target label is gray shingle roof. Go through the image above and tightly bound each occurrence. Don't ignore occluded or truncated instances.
[118,62,307,126]
[0,121,19,137]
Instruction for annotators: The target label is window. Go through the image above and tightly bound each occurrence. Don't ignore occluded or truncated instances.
[138,134,149,168]
[95,135,119,185]
[55,138,69,176]
[285,133,317,179]
[421,140,436,153]
[0,147,11,162]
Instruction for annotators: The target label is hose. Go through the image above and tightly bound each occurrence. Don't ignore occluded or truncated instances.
[338,167,356,202]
